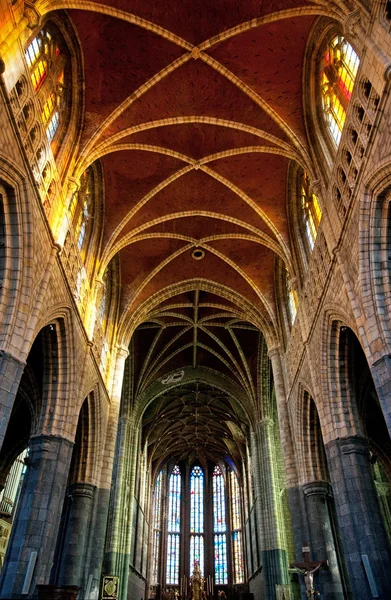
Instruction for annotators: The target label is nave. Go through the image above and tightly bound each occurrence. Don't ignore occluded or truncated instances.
[0,1,391,599]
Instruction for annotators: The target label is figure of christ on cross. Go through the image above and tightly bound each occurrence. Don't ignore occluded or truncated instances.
[290,544,328,599]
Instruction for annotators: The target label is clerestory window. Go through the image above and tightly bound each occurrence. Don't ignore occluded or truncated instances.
[321,36,359,146]
[25,25,69,151]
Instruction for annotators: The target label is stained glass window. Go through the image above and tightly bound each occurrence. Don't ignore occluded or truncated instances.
[190,535,204,576]
[321,36,359,146]
[25,27,68,148]
[213,466,228,584]
[69,167,94,257]
[166,465,181,584]
[301,172,322,251]
[285,270,297,326]
[190,465,204,575]
[151,471,163,585]
[230,472,244,584]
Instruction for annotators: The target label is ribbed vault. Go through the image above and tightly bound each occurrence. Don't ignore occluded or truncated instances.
[39,0,345,464]
[37,0,345,333]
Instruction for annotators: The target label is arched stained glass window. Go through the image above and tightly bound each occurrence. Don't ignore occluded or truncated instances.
[286,270,297,326]
[190,465,204,575]
[230,471,244,584]
[25,26,69,147]
[213,466,228,585]
[151,471,163,585]
[301,172,322,251]
[69,167,94,257]
[166,465,181,585]
[321,36,359,146]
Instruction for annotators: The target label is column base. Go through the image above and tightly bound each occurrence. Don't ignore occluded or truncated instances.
[37,585,80,600]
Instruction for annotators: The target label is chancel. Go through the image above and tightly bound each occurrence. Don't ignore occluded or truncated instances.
[0,1,390,600]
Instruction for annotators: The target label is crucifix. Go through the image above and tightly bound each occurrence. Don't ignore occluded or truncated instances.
[290,544,328,599]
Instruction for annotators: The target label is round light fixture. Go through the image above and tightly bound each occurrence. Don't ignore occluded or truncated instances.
[192,248,205,260]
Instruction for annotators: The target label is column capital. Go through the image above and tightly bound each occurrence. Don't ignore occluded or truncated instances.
[115,344,129,360]
[267,344,281,360]
[69,482,96,500]
[302,480,331,498]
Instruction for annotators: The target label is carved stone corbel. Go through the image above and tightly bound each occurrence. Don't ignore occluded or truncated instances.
[24,2,41,30]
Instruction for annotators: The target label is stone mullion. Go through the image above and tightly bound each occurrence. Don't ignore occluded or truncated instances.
[325,435,391,600]
[251,422,289,599]
[0,350,25,452]
[0,434,74,599]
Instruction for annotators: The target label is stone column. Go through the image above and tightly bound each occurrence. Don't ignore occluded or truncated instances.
[104,420,139,600]
[371,354,391,439]
[268,347,306,598]
[0,350,25,451]
[57,482,95,587]
[302,481,345,599]
[80,486,112,600]
[325,435,391,600]
[251,421,289,599]
[0,434,74,599]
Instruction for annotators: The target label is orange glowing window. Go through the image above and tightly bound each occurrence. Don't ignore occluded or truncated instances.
[25,27,68,147]
[301,171,322,251]
[321,36,359,146]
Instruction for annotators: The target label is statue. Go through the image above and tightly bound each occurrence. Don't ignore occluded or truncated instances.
[190,561,206,600]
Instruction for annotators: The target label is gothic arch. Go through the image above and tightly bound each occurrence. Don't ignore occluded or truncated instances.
[24,11,84,179]
[303,17,361,182]
[295,384,328,484]
[0,155,32,351]
[360,160,391,355]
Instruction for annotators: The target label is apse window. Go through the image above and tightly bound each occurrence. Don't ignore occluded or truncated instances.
[190,465,205,575]
[321,36,359,146]
[213,466,228,585]
[166,465,181,585]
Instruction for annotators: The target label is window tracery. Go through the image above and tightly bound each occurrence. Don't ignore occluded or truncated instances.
[190,465,204,575]
[230,471,244,584]
[69,167,94,258]
[301,172,322,251]
[321,36,359,146]
[25,26,69,150]
[166,465,181,585]
[213,466,228,585]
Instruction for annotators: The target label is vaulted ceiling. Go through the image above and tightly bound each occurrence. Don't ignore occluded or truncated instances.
[42,0,345,462]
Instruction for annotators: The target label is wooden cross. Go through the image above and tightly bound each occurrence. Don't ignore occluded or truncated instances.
[290,544,328,599]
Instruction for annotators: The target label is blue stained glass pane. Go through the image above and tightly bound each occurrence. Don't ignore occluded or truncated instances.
[190,466,204,577]
[214,533,228,584]
[213,466,226,533]
[190,534,204,576]
[168,465,181,533]
[190,465,204,533]
[166,466,181,584]
[232,531,244,583]
[166,533,180,584]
